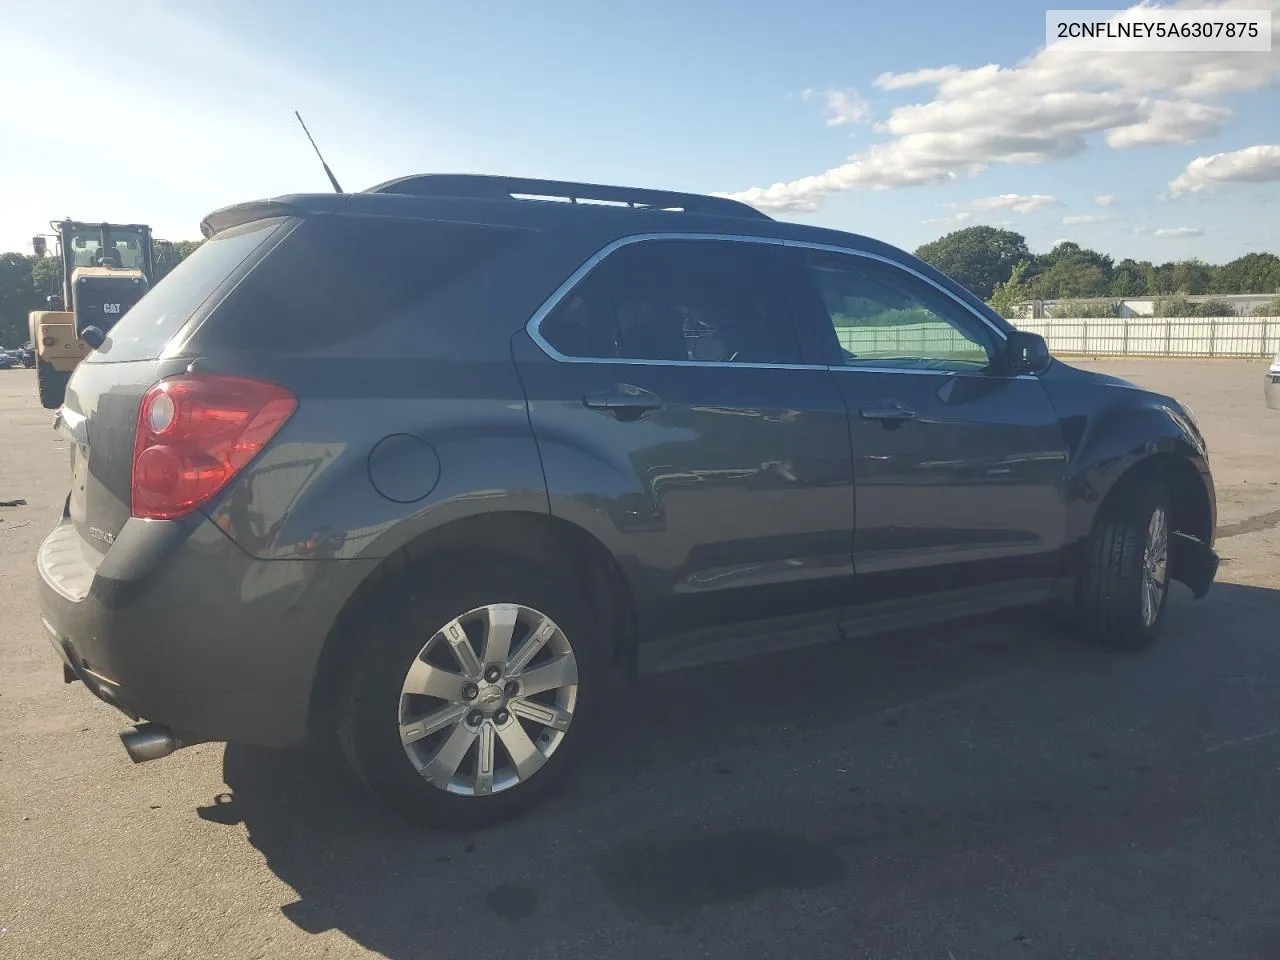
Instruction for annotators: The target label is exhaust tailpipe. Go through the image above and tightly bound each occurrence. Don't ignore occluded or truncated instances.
[120,722,178,763]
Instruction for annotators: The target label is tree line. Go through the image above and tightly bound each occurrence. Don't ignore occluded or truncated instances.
[0,240,202,347]
[915,226,1280,319]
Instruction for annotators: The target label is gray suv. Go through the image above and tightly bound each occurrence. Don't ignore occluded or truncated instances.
[38,175,1219,826]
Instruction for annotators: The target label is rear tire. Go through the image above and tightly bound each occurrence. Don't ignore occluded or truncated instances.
[1076,479,1171,650]
[337,563,602,828]
[37,360,69,409]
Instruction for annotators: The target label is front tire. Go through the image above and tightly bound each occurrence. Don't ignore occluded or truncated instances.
[1076,479,1171,650]
[37,360,69,409]
[338,564,602,828]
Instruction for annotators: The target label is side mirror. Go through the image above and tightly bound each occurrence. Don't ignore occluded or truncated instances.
[32,236,46,258]
[80,326,106,349]
[1006,330,1050,374]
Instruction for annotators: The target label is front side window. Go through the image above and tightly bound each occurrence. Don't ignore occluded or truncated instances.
[539,239,803,365]
[803,250,993,371]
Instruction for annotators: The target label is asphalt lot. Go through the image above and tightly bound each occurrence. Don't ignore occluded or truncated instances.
[2,358,1279,960]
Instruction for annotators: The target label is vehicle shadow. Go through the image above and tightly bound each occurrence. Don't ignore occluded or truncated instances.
[209,581,1280,960]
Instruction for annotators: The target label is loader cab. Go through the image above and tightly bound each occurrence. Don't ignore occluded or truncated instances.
[55,221,156,340]
[58,221,155,285]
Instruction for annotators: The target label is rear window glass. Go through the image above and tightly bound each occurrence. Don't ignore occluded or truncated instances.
[202,215,526,352]
[91,218,285,363]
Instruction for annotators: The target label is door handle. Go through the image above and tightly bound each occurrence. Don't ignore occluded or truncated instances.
[859,401,916,422]
[583,385,662,421]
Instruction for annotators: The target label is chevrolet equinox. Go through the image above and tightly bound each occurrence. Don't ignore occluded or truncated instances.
[38,175,1219,826]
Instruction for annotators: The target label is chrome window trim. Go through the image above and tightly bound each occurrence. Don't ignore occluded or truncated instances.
[523,232,1037,380]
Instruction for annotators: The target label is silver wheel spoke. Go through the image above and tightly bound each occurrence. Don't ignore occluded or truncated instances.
[475,723,496,795]
[400,703,468,746]
[399,602,576,796]
[483,604,519,666]
[507,616,555,674]
[402,658,468,701]
[442,618,482,679]
[424,722,478,783]
[1141,505,1169,627]
[497,719,546,781]
[514,653,578,697]
[510,697,573,731]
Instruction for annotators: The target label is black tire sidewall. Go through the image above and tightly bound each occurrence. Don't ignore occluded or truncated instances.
[1082,480,1171,649]
[37,361,68,410]
[341,565,602,828]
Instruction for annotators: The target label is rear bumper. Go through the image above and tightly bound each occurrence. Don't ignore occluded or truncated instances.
[37,513,376,748]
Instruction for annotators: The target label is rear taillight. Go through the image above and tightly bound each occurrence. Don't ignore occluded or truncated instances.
[131,373,296,520]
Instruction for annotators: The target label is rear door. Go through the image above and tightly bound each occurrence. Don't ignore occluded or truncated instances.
[516,236,855,664]
[62,218,288,554]
[780,245,1069,604]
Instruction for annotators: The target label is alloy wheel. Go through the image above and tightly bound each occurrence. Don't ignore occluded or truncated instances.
[397,603,579,796]
[1141,505,1169,627]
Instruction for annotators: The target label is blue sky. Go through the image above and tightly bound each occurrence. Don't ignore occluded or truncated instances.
[1,0,1277,264]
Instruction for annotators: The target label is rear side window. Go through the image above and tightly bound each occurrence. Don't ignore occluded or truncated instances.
[539,239,803,365]
[203,216,525,352]
[91,218,285,363]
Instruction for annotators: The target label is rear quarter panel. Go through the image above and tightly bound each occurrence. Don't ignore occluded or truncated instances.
[201,360,549,563]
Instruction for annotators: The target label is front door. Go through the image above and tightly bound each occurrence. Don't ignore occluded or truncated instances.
[515,236,855,665]
[781,245,1069,604]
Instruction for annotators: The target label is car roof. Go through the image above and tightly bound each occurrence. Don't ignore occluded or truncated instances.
[198,174,1010,333]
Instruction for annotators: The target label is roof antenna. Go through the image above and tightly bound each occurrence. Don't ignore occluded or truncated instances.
[294,110,344,193]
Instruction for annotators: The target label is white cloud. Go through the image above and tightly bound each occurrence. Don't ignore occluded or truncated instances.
[806,88,871,126]
[1062,214,1114,225]
[922,193,1060,228]
[1154,226,1205,237]
[922,211,974,227]
[923,211,1014,229]
[873,67,964,91]
[1105,99,1232,147]
[725,0,1280,213]
[1095,195,1116,206]
[1168,144,1280,196]
[966,193,1061,214]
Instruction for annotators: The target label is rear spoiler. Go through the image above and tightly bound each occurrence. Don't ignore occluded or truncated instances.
[199,195,349,239]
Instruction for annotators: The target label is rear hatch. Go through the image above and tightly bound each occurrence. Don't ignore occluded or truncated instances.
[63,217,291,554]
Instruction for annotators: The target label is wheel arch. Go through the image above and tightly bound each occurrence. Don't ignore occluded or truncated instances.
[1092,453,1212,542]
[308,510,637,738]
[1080,451,1214,594]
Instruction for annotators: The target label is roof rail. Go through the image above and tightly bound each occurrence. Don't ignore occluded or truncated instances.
[363,174,772,221]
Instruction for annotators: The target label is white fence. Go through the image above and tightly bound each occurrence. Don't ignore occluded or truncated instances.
[1016,316,1280,358]
[836,317,1280,360]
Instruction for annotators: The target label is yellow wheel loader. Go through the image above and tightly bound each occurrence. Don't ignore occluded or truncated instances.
[28,220,170,409]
